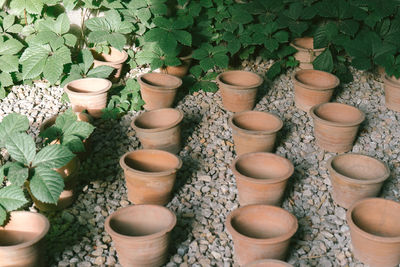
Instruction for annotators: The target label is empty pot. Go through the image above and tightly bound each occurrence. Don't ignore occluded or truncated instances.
[293,69,340,112]
[232,152,294,206]
[347,198,400,267]
[383,75,400,112]
[138,73,182,110]
[290,37,325,69]
[226,204,298,265]
[132,108,183,154]
[91,47,128,81]
[228,111,283,156]
[119,149,182,205]
[0,211,50,267]
[327,153,390,209]
[64,78,112,118]
[245,259,293,267]
[216,70,263,112]
[105,205,176,267]
[310,102,365,152]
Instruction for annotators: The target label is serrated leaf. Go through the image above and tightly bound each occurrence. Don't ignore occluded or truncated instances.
[82,49,94,73]
[3,15,15,31]
[10,0,44,15]
[267,61,281,80]
[173,30,192,46]
[0,39,24,55]
[0,185,28,211]
[64,33,77,47]
[30,166,64,204]
[273,31,289,43]
[85,17,111,32]
[313,49,334,72]
[62,135,85,152]
[314,22,338,49]
[104,9,121,32]
[0,73,13,87]
[32,144,75,168]
[200,57,214,71]
[43,54,63,84]
[54,13,70,35]
[7,163,28,186]
[63,0,77,11]
[5,132,36,165]
[213,54,229,68]
[6,24,23,34]
[265,38,279,52]
[190,65,202,78]
[21,54,47,80]
[87,65,114,78]
[192,48,208,60]
[64,121,95,140]
[107,32,126,51]
[0,113,29,141]
[53,46,72,65]
[118,21,134,34]
[0,206,6,226]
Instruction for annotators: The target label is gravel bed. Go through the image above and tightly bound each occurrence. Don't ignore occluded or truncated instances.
[0,63,399,267]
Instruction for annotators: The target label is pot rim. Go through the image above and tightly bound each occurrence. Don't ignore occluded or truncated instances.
[346,198,400,243]
[290,37,326,52]
[64,78,112,96]
[228,111,283,136]
[0,211,50,249]
[104,204,177,240]
[138,73,183,91]
[231,152,294,184]
[119,149,182,176]
[226,204,298,244]
[309,102,365,127]
[131,108,184,133]
[245,259,293,267]
[327,153,390,185]
[384,75,400,87]
[91,47,128,64]
[293,69,340,91]
[216,70,263,90]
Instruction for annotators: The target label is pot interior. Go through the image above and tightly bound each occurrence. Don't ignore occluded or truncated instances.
[235,153,293,180]
[331,154,388,181]
[109,205,175,237]
[124,150,180,173]
[134,109,181,129]
[293,37,314,50]
[232,112,281,132]
[230,205,296,239]
[66,78,110,93]
[0,212,48,246]
[351,199,400,238]
[140,73,181,88]
[314,103,364,124]
[91,47,126,63]
[295,70,338,89]
[219,71,262,87]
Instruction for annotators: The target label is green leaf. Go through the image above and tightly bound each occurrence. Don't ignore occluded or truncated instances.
[104,9,121,32]
[10,0,44,15]
[213,54,229,68]
[192,48,208,60]
[273,31,289,43]
[267,61,281,80]
[173,30,192,46]
[0,185,28,211]
[0,206,6,226]
[313,49,334,73]
[54,13,70,35]
[30,166,64,204]
[0,39,24,55]
[107,33,126,51]
[7,163,29,186]
[87,65,114,78]
[62,135,85,153]
[64,33,77,47]
[21,54,47,80]
[0,73,13,87]
[85,17,111,32]
[265,38,279,52]
[63,0,77,11]
[32,144,75,168]
[5,132,36,165]
[118,21,134,34]
[7,24,23,34]
[82,49,94,73]
[314,22,338,49]
[153,16,172,29]
[64,121,95,139]
[0,113,29,141]
[0,55,19,73]
[43,54,63,84]
[3,15,15,31]
[55,109,76,130]
[200,57,214,71]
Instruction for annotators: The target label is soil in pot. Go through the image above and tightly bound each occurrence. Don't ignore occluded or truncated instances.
[91,47,128,81]
[226,204,298,265]
[105,205,176,267]
[327,153,390,209]
[64,78,112,118]
[119,149,182,205]
[216,70,263,112]
[132,108,183,154]
[228,111,283,156]
[161,48,192,78]
[290,37,325,70]
[293,69,340,112]
[232,152,294,206]
[383,75,400,112]
[138,73,182,110]
[310,102,365,152]
[245,259,293,267]
[347,198,400,267]
[0,211,50,267]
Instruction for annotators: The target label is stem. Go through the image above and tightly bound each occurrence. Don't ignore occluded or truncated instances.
[24,9,27,25]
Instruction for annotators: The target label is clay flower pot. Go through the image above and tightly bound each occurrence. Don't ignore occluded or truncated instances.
[91,47,128,81]
[216,70,263,112]
[327,153,390,209]
[119,149,182,205]
[310,102,365,152]
[0,211,50,267]
[64,78,112,118]
[138,73,182,110]
[293,69,340,112]
[161,49,192,78]
[232,152,294,206]
[228,111,283,156]
[383,75,400,112]
[245,259,293,267]
[105,205,176,267]
[290,37,325,69]
[226,204,298,265]
[131,108,183,154]
[347,198,400,267]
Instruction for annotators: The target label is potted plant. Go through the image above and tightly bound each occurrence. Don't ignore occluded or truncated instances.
[290,37,325,70]
[160,47,193,78]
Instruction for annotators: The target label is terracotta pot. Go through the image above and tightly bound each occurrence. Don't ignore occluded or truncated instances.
[310,102,365,153]
[105,204,176,267]
[290,37,325,70]
[64,78,112,118]
[138,73,182,110]
[226,204,298,265]
[228,111,283,156]
[91,47,128,81]
[161,50,192,78]
[119,149,182,205]
[245,259,293,267]
[327,153,390,209]
[378,66,385,78]
[347,198,400,267]
[0,211,50,267]
[293,69,340,112]
[216,70,263,112]
[383,75,400,112]
[232,152,294,206]
[132,108,183,154]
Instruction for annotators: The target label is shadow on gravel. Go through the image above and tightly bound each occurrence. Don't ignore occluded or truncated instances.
[276,119,292,148]
[331,85,346,101]
[168,212,194,256]
[255,81,270,105]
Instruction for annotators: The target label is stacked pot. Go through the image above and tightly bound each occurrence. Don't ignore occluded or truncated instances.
[290,37,325,70]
